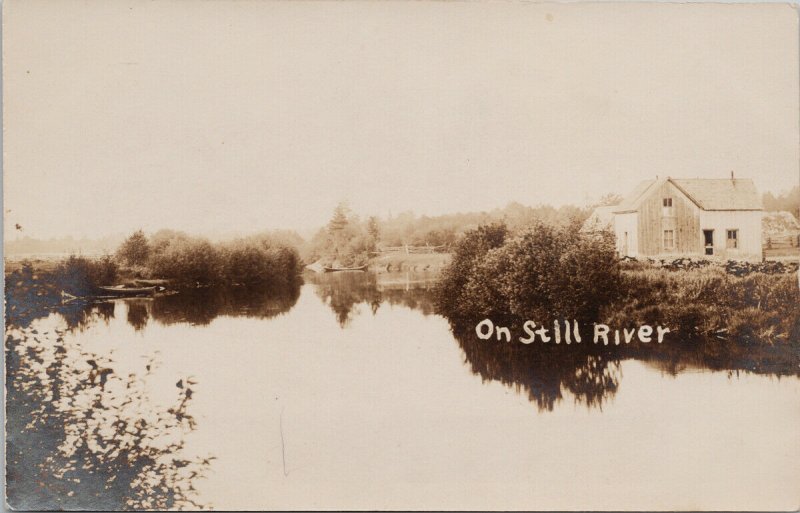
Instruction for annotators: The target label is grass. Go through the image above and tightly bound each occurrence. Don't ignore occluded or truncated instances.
[603,266,799,345]
[4,258,62,275]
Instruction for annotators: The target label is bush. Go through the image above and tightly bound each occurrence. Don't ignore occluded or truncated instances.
[435,222,621,324]
[148,237,221,286]
[54,255,118,296]
[499,224,620,321]
[434,223,509,321]
[219,236,302,288]
[143,231,302,289]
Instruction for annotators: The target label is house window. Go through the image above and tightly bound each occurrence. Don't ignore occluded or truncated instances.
[662,197,674,217]
[663,229,675,250]
[726,229,738,249]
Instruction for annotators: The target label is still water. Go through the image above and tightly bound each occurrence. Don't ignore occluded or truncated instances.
[6,272,799,510]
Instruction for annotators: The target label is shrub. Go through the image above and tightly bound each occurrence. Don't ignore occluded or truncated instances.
[219,236,302,288]
[142,231,302,289]
[434,223,508,321]
[54,255,118,296]
[148,237,221,286]
[500,224,620,321]
[435,222,622,324]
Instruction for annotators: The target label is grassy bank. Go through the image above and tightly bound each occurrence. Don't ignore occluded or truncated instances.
[369,252,451,273]
[434,222,799,349]
[607,266,799,343]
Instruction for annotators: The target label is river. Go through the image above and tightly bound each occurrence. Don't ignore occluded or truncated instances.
[5,271,799,510]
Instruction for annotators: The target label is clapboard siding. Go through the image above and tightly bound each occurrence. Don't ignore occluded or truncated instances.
[637,181,701,256]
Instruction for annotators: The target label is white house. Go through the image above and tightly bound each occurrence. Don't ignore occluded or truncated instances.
[612,176,763,261]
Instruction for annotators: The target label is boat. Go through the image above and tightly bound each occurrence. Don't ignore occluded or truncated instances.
[322,264,369,273]
[97,285,157,297]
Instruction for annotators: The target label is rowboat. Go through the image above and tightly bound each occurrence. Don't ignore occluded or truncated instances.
[97,285,157,297]
[322,264,368,272]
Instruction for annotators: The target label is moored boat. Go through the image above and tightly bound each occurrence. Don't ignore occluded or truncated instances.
[97,285,157,297]
[322,264,368,272]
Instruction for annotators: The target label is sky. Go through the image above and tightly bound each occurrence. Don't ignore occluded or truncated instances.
[3,0,799,240]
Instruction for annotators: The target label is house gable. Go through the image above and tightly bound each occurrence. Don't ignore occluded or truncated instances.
[614,177,762,215]
[637,180,702,256]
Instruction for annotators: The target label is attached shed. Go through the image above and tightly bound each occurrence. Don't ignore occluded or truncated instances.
[580,205,616,233]
[613,177,763,261]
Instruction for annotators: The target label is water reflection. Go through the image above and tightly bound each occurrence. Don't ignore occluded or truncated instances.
[451,326,800,411]
[6,269,800,510]
[5,274,216,509]
[127,300,149,331]
[305,272,799,411]
[68,271,799,415]
[9,270,798,422]
[5,320,213,510]
[454,331,621,411]
[149,285,301,326]
[307,271,437,327]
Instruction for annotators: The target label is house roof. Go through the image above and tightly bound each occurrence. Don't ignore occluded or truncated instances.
[580,205,616,232]
[613,177,762,213]
[613,179,660,213]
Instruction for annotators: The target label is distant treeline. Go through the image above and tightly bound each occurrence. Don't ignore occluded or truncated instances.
[762,185,800,218]
[4,235,124,257]
[304,201,594,265]
[376,201,592,247]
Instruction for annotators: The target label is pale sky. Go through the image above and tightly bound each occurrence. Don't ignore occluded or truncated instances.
[3,1,799,239]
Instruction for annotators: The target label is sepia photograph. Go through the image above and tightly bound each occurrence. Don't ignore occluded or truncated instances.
[3,0,799,510]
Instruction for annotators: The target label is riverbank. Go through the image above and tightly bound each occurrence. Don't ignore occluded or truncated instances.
[434,223,800,349]
[369,252,451,273]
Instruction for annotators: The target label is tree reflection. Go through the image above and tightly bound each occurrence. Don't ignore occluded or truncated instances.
[311,272,383,327]
[454,329,621,411]
[308,271,437,327]
[150,284,301,326]
[451,323,800,412]
[126,300,149,331]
